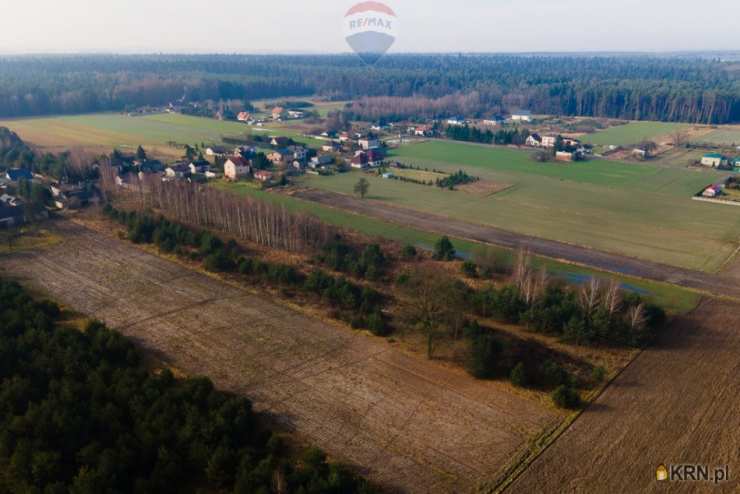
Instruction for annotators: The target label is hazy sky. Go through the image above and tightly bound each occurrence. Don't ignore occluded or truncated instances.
[1,0,738,54]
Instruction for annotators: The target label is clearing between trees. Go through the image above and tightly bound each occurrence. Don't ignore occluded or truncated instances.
[0,221,560,493]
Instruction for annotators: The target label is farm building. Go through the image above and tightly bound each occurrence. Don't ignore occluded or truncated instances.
[632,148,648,159]
[510,110,532,122]
[224,157,251,181]
[555,151,575,162]
[287,110,305,119]
[701,153,727,168]
[236,112,251,122]
[483,115,505,126]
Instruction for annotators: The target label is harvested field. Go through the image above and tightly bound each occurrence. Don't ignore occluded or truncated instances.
[507,298,740,493]
[0,221,560,493]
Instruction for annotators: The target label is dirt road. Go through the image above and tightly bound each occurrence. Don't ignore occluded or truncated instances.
[0,222,559,493]
[289,188,740,300]
[507,298,740,493]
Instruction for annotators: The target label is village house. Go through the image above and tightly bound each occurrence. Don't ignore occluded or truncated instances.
[733,157,740,171]
[237,111,251,122]
[526,134,542,147]
[165,163,190,179]
[268,149,290,166]
[701,153,728,168]
[5,168,33,182]
[632,148,648,159]
[541,135,558,148]
[413,125,434,137]
[339,132,351,143]
[510,110,533,122]
[205,146,228,157]
[234,145,256,158]
[358,138,380,150]
[50,183,89,210]
[271,107,285,121]
[189,160,211,175]
[351,151,369,169]
[310,155,334,169]
[224,156,251,181]
[288,145,308,162]
[254,170,273,182]
[483,115,505,126]
[446,117,465,126]
[322,142,341,153]
[287,110,305,119]
[702,184,724,198]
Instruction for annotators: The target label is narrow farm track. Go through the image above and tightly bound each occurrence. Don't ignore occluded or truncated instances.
[507,298,740,493]
[0,221,559,494]
[289,188,740,300]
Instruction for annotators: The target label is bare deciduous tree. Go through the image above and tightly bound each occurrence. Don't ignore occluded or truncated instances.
[579,278,602,318]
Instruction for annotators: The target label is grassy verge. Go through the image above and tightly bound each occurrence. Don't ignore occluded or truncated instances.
[213,181,701,314]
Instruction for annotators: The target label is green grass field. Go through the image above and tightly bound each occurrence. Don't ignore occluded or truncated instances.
[0,112,321,157]
[298,141,740,272]
[213,181,700,314]
[582,121,689,146]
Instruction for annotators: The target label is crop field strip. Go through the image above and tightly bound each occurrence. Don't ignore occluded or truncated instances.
[0,221,559,493]
[299,140,739,272]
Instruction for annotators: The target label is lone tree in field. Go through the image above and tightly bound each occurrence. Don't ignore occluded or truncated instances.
[672,129,689,148]
[433,236,456,261]
[354,178,370,199]
[400,268,466,358]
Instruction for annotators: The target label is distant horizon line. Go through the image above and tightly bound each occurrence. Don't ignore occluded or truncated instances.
[0,49,739,57]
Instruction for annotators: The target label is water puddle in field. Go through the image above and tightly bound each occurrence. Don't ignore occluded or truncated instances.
[555,272,651,295]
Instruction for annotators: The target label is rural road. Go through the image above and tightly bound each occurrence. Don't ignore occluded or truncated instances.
[289,188,740,300]
[507,298,740,493]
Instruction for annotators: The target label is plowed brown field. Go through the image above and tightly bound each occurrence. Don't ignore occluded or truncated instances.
[508,298,740,493]
[0,221,559,493]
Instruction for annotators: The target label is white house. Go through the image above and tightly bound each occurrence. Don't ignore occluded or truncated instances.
[526,134,542,147]
[510,110,533,122]
[541,135,557,148]
[358,138,380,150]
[224,156,251,181]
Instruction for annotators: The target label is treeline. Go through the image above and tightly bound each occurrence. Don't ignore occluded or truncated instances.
[0,54,737,123]
[100,164,335,253]
[467,256,666,348]
[0,279,373,493]
[445,125,530,146]
[104,206,387,334]
[0,127,97,181]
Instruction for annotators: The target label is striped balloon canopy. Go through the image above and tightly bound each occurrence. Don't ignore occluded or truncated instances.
[343,2,398,65]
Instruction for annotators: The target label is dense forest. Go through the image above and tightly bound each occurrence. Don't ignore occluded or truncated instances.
[0,54,737,123]
[0,279,373,493]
